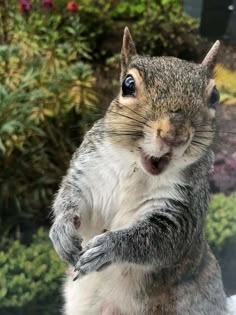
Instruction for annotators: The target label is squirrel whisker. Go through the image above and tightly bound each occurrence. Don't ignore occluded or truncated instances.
[107,110,150,129]
[190,140,209,154]
[196,130,236,135]
[189,143,208,155]
[119,103,151,128]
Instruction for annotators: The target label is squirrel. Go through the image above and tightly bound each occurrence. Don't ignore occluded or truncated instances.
[49,27,229,315]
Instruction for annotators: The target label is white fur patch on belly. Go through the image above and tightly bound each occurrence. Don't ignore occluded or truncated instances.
[63,265,146,315]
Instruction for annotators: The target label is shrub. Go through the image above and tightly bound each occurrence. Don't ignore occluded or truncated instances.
[214,65,236,105]
[0,7,97,238]
[0,228,65,315]
[133,1,202,60]
[206,193,236,294]
[76,0,202,61]
[206,193,236,253]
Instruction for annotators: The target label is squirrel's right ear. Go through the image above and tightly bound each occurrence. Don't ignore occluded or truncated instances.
[121,27,137,81]
[202,40,220,71]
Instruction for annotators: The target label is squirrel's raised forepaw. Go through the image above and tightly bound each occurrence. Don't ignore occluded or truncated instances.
[49,213,83,266]
[74,232,114,278]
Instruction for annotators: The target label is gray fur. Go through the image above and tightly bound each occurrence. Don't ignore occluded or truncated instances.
[49,29,227,314]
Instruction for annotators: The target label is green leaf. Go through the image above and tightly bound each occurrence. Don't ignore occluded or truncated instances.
[0,138,6,153]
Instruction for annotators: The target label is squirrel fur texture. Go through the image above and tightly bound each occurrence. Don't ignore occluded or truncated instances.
[49,28,228,315]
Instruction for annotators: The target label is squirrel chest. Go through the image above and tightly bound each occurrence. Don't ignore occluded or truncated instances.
[77,140,184,240]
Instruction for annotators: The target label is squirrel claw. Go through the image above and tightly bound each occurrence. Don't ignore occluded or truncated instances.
[78,249,85,256]
[73,270,83,281]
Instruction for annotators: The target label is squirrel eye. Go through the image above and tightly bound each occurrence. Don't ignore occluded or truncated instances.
[122,75,135,96]
[209,86,220,109]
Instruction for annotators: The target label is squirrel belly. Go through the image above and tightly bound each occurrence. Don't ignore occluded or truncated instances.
[49,28,230,315]
[63,244,226,315]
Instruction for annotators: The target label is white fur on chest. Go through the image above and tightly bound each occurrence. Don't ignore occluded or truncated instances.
[78,142,184,234]
[65,143,187,315]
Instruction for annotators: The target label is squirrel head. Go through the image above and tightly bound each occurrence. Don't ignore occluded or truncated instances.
[105,27,220,176]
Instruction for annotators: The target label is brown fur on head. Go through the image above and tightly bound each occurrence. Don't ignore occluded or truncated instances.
[105,27,220,175]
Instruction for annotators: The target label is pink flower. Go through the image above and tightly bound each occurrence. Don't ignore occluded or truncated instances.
[66,1,78,12]
[18,0,32,13]
[42,0,55,10]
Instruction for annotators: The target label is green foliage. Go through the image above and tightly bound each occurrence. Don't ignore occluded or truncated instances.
[0,228,65,314]
[0,9,97,238]
[13,5,91,60]
[0,1,14,45]
[215,64,236,105]
[133,1,201,60]
[77,0,202,61]
[206,193,236,252]
[111,0,179,20]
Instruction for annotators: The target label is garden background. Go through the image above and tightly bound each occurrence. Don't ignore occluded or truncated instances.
[0,0,236,314]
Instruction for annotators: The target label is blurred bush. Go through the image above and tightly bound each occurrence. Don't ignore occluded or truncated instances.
[206,193,236,253]
[133,1,202,60]
[206,193,236,295]
[215,65,236,105]
[0,2,97,238]
[77,0,203,61]
[0,228,65,315]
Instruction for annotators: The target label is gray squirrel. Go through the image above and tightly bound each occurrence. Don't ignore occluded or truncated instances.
[49,27,234,315]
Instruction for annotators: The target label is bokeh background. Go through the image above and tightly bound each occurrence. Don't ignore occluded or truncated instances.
[0,1,236,314]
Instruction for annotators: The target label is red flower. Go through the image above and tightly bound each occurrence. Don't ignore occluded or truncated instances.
[18,0,32,13]
[42,0,55,9]
[66,1,78,12]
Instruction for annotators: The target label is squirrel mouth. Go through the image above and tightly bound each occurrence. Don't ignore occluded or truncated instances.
[141,151,171,175]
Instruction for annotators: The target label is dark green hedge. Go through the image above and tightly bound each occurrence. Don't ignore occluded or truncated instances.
[206,193,236,253]
[0,229,65,315]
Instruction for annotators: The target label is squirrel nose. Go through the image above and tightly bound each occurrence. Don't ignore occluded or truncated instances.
[157,113,190,147]
[159,131,189,147]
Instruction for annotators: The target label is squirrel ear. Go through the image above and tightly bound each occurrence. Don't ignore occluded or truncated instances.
[121,27,137,80]
[202,40,220,70]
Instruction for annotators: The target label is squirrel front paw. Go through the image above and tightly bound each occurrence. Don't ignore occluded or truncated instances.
[74,231,115,278]
[49,212,83,266]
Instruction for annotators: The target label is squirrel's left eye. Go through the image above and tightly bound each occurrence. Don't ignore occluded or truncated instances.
[122,75,135,96]
[209,86,220,109]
